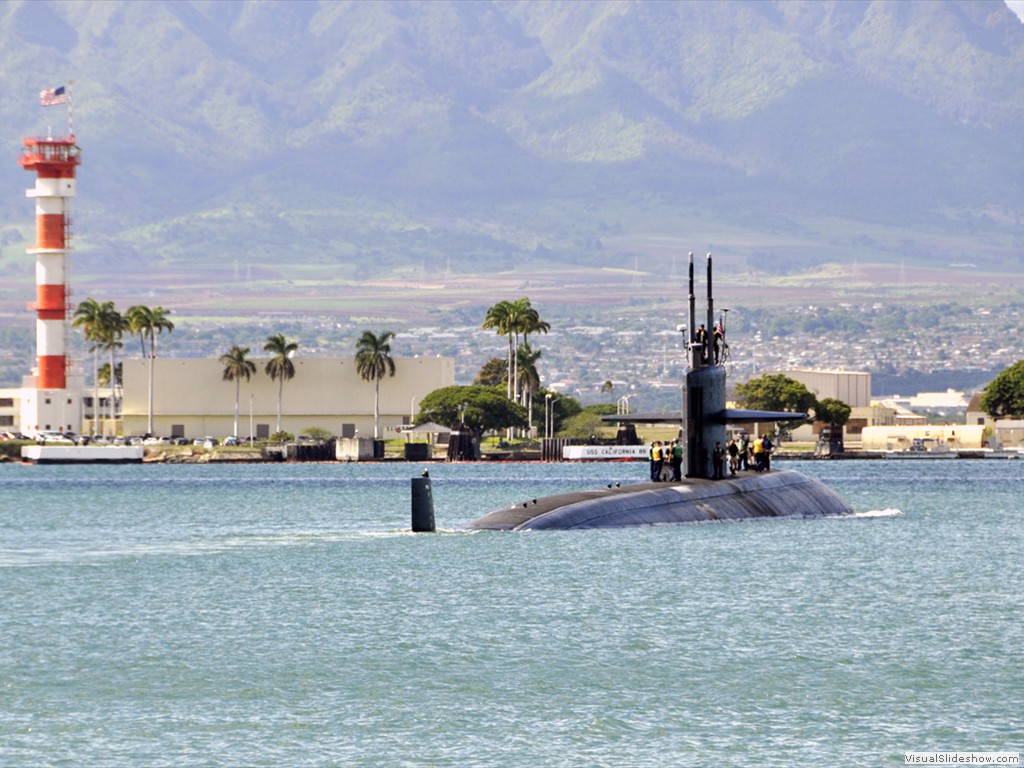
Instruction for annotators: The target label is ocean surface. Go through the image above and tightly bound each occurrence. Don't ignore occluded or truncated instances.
[1,458,1021,767]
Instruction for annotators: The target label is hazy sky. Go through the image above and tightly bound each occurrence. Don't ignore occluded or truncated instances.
[1007,0,1024,22]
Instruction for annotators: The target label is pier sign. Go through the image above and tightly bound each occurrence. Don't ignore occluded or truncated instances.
[562,445,649,461]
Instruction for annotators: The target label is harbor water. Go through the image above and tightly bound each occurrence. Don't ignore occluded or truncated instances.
[1,459,1021,766]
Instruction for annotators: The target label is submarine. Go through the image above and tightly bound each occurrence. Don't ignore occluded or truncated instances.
[468,253,853,531]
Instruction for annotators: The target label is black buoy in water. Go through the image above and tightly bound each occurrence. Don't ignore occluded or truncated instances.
[411,471,435,532]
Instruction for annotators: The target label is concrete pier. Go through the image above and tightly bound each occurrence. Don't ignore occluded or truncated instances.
[21,445,144,464]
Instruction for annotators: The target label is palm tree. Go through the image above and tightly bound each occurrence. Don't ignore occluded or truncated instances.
[516,343,542,398]
[482,300,515,399]
[520,304,550,350]
[95,303,126,428]
[483,299,539,440]
[516,300,549,406]
[264,334,298,433]
[126,305,149,359]
[505,297,532,403]
[73,298,106,435]
[219,345,256,438]
[516,343,542,435]
[355,330,397,439]
[127,305,175,435]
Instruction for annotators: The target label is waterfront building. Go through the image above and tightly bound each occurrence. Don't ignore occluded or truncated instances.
[119,356,454,440]
[860,424,985,451]
[3,355,455,440]
[993,419,1024,447]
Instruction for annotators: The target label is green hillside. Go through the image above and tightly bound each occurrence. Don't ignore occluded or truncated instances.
[0,0,1022,317]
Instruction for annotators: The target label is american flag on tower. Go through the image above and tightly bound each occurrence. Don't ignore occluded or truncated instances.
[40,86,67,106]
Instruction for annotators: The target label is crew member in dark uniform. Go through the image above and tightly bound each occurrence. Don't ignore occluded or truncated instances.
[713,441,726,479]
[694,324,708,364]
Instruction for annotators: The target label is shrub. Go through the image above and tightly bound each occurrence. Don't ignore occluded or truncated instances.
[301,427,333,441]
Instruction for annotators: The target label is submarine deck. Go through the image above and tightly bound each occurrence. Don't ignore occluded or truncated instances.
[467,469,853,531]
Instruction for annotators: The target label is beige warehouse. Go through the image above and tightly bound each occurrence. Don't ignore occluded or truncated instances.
[120,356,454,440]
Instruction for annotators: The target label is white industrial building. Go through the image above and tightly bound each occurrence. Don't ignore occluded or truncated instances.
[119,355,454,440]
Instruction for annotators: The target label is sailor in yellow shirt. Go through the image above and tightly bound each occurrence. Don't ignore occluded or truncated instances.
[752,435,765,472]
[650,441,664,481]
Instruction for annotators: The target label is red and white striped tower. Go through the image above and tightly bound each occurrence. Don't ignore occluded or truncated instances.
[18,133,82,433]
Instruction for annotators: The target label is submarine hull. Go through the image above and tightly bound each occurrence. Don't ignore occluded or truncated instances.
[467,469,853,531]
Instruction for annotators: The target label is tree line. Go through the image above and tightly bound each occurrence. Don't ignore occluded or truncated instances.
[416,297,640,441]
[72,293,1024,446]
[416,297,595,441]
[480,297,549,434]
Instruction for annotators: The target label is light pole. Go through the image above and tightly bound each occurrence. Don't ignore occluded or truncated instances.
[249,393,254,444]
[546,394,560,440]
[545,393,551,441]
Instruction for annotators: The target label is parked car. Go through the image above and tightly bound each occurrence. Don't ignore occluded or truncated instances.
[222,436,240,446]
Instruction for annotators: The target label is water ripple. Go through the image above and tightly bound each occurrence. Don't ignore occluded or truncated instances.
[1,460,1021,767]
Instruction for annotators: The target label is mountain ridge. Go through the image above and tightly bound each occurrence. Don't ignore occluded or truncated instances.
[0,0,1022,315]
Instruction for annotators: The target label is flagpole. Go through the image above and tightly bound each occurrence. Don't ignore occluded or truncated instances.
[66,80,74,138]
